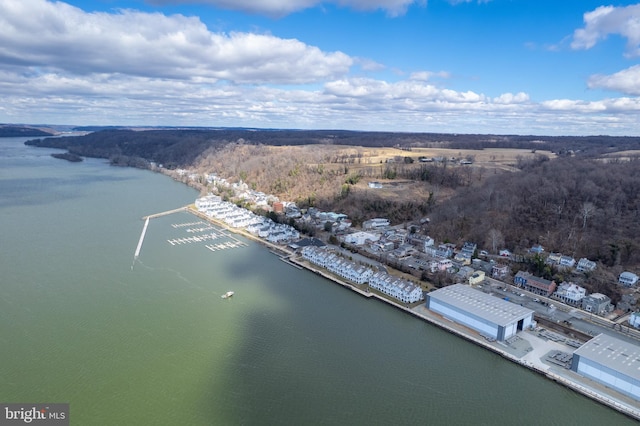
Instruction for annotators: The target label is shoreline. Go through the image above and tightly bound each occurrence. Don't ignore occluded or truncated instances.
[182,206,640,421]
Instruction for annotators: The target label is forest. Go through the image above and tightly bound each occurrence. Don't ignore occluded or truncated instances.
[0,125,53,137]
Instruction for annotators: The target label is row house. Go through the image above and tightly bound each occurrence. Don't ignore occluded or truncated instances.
[198,196,300,243]
[368,273,423,304]
[514,271,557,296]
[301,247,373,285]
[195,195,222,210]
[553,282,586,306]
[302,246,336,268]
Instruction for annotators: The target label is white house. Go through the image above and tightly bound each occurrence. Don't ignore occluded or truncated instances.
[344,231,380,246]
[362,218,390,230]
[559,255,576,268]
[553,282,586,306]
[576,258,597,272]
[629,312,640,328]
[619,272,639,287]
[368,273,423,304]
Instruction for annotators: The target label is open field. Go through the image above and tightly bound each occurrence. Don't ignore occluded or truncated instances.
[321,146,556,172]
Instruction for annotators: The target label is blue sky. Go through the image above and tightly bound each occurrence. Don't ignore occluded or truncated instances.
[2,0,640,135]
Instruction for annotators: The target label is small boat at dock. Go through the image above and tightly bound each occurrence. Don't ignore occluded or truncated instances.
[221,291,234,299]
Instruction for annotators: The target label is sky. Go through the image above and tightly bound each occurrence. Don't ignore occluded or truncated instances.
[2,0,640,135]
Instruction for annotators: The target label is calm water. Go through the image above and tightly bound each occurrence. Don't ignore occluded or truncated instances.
[0,137,633,425]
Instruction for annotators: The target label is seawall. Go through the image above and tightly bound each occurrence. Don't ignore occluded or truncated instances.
[184,206,640,421]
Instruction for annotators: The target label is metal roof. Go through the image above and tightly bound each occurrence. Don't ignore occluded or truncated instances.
[574,333,640,380]
[428,283,534,327]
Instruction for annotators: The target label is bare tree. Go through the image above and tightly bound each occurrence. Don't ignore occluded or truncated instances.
[487,228,504,254]
[580,202,596,229]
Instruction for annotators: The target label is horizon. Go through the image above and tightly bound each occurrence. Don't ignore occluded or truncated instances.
[5,122,640,139]
[2,1,640,136]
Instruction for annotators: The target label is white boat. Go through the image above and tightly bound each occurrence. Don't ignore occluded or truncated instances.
[221,291,234,299]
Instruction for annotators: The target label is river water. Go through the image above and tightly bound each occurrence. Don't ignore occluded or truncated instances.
[0,137,633,425]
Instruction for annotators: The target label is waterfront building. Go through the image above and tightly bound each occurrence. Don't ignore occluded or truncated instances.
[368,272,423,304]
[425,284,535,341]
[571,333,640,401]
[301,246,421,303]
[195,195,222,210]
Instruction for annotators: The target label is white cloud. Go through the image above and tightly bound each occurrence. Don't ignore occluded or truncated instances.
[588,65,640,96]
[409,71,451,81]
[1,1,640,135]
[353,57,386,71]
[493,92,529,104]
[571,4,640,57]
[0,0,352,84]
[148,0,425,17]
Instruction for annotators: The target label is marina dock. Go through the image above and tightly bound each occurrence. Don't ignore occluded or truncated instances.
[133,217,150,260]
[143,206,187,220]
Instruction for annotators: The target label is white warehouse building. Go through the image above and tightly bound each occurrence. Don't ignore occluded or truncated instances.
[426,284,535,341]
[571,333,640,401]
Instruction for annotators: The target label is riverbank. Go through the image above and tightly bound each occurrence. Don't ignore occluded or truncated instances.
[287,257,640,421]
[181,205,640,421]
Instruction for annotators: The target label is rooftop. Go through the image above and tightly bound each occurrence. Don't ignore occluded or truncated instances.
[428,284,534,327]
[574,333,640,380]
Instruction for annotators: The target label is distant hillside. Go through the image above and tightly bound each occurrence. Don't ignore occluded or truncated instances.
[24,127,640,167]
[0,125,54,137]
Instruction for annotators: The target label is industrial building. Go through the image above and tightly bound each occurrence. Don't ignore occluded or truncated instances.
[426,284,535,341]
[571,333,640,401]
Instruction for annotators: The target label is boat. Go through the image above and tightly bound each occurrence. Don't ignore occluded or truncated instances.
[221,291,234,299]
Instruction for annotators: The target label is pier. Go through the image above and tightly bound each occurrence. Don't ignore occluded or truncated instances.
[132,205,190,264]
[134,217,150,259]
[143,206,187,220]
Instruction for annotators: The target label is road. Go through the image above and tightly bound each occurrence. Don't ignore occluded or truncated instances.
[478,277,640,345]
